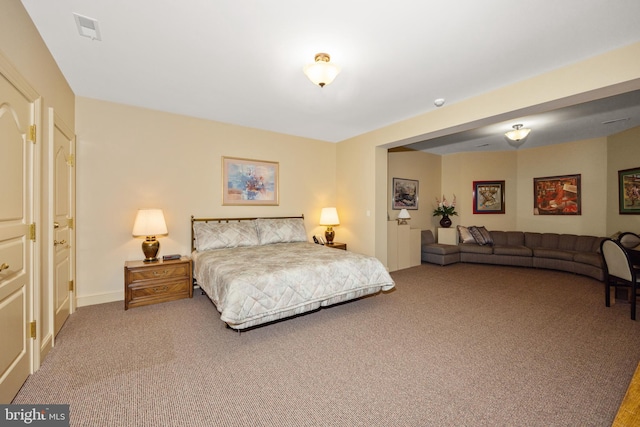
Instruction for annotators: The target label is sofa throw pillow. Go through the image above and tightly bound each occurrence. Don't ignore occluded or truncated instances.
[193,221,259,251]
[457,225,476,244]
[468,226,493,246]
[478,226,493,245]
[255,218,307,245]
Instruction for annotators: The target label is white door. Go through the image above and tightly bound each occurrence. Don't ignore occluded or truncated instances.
[0,67,35,403]
[51,110,75,337]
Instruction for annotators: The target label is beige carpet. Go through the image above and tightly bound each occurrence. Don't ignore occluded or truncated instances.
[13,263,640,426]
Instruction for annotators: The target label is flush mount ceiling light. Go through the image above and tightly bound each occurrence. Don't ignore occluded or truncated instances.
[303,53,340,87]
[504,124,531,148]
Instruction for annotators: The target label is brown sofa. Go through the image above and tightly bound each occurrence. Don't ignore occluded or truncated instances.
[421,229,606,280]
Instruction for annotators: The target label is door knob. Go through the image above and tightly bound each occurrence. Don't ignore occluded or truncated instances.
[54,240,67,246]
[0,263,9,272]
[53,222,60,229]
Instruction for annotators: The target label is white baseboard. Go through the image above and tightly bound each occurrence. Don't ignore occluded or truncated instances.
[76,291,122,307]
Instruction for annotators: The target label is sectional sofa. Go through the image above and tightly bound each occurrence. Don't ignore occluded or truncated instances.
[421,227,606,281]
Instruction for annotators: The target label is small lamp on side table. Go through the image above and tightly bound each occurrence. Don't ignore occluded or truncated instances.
[132,209,168,263]
[397,209,411,225]
[319,207,340,245]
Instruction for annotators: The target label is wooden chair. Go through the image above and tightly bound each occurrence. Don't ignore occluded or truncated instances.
[601,238,639,320]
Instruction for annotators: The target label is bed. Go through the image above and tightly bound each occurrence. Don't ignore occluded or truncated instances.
[191,215,395,329]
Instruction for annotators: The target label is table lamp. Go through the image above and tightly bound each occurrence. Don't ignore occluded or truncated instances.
[397,209,411,225]
[319,207,340,245]
[132,208,168,262]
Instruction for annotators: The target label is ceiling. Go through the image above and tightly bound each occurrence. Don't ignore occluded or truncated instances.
[409,89,640,154]
[20,0,640,152]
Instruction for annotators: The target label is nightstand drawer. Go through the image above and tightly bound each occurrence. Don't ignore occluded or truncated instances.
[124,257,193,310]
[129,264,189,282]
[129,279,190,299]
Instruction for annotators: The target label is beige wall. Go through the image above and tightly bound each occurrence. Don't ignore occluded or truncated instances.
[334,139,379,257]
[390,137,612,240]
[337,42,640,257]
[388,150,441,231]
[516,138,608,235]
[75,97,337,306]
[6,0,640,312]
[435,138,607,236]
[607,127,640,234]
[441,151,518,231]
[0,2,75,360]
[0,2,74,124]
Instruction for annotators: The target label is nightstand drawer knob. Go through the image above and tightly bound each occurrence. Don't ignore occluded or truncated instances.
[153,286,169,293]
[153,270,169,277]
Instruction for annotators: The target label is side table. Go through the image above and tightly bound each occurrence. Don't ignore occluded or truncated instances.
[437,228,458,245]
[326,242,347,250]
[124,257,192,310]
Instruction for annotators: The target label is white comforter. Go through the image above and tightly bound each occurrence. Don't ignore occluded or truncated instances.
[193,242,395,329]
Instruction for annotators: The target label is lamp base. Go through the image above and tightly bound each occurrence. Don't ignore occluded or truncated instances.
[325,227,335,245]
[397,219,408,225]
[142,237,160,263]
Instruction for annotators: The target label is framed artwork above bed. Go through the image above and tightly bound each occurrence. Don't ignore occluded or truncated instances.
[222,157,279,206]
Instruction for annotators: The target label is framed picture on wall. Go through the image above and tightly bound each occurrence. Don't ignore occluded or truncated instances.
[618,167,640,214]
[533,174,581,215]
[392,177,419,210]
[472,180,505,214]
[222,156,279,205]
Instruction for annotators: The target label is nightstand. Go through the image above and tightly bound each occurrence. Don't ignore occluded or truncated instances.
[124,257,192,310]
[326,242,347,250]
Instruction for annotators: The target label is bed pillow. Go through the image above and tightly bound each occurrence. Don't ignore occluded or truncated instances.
[193,221,260,251]
[468,226,493,246]
[255,218,307,245]
[457,225,476,244]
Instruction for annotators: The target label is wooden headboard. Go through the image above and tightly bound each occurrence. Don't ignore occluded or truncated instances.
[190,215,304,252]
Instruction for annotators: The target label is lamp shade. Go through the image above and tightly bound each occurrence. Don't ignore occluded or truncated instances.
[304,53,340,87]
[505,124,531,148]
[319,207,340,226]
[397,208,411,225]
[397,209,411,220]
[132,209,168,237]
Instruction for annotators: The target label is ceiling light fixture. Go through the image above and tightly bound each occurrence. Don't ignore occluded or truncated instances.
[504,124,531,148]
[303,53,340,87]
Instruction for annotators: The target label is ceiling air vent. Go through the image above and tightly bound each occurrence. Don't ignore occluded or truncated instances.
[602,117,630,125]
[73,13,101,41]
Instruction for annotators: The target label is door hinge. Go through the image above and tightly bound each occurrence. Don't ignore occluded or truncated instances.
[29,321,36,339]
[29,223,36,241]
[66,154,75,167]
[68,217,74,229]
[28,125,36,143]
[69,280,74,292]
